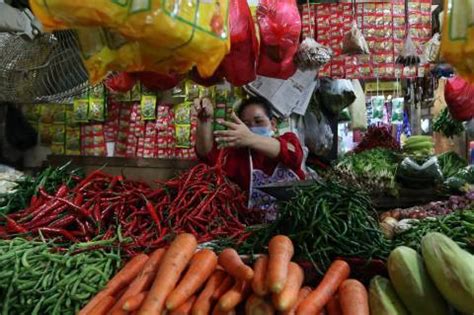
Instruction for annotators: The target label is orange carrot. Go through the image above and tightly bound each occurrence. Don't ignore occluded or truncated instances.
[296,260,350,315]
[326,295,342,315]
[338,279,369,315]
[251,256,268,296]
[166,249,218,310]
[217,279,251,312]
[79,254,149,315]
[245,294,275,315]
[138,233,198,315]
[192,270,227,315]
[218,249,254,281]
[88,295,115,315]
[267,235,294,293]
[170,295,197,315]
[212,275,235,300]
[123,291,148,311]
[282,286,313,315]
[111,248,166,315]
[272,262,304,311]
[212,307,236,315]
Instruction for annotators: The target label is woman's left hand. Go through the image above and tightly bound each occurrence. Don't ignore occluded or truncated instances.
[214,113,256,148]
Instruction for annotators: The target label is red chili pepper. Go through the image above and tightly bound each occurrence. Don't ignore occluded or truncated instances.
[50,215,76,228]
[142,195,161,233]
[6,217,27,234]
[37,227,78,242]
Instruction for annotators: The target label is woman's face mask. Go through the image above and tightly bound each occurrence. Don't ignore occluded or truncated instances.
[250,126,274,137]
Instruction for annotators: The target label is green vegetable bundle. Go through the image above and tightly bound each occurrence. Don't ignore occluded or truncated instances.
[0,238,121,315]
[0,163,83,215]
[433,108,465,138]
[241,181,392,274]
[392,210,474,253]
[437,151,468,179]
[331,148,400,195]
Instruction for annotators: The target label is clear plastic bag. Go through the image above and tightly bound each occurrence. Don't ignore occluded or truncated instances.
[396,34,422,66]
[256,0,301,79]
[397,156,443,188]
[342,21,370,55]
[303,109,334,156]
[295,38,333,71]
[317,79,356,115]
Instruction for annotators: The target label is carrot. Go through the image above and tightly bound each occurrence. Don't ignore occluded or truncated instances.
[79,254,149,315]
[338,279,369,315]
[326,295,342,315]
[88,295,115,315]
[138,233,198,315]
[212,306,236,315]
[282,286,312,315]
[272,262,304,311]
[166,249,218,310]
[111,248,166,315]
[251,256,268,296]
[217,279,251,312]
[212,275,235,300]
[267,235,294,293]
[192,270,227,315]
[123,291,148,311]
[296,260,350,315]
[218,248,254,281]
[170,295,197,315]
[245,294,275,315]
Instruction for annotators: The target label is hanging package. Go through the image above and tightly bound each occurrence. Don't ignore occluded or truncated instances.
[424,33,441,63]
[342,21,370,55]
[256,0,301,79]
[440,0,474,82]
[396,34,422,66]
[317,78,356,115]
[31,0,231,81]
[348,79,367,130]
[444,76,474,121]
[221,0,259,86]
[295,37,333,71]
[5,104,38,151]
[304,109,334,156]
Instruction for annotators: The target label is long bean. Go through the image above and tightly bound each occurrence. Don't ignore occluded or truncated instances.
[0,238,121,315]
[240,181,392,273]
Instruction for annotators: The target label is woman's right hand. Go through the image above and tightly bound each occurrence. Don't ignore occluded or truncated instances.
[193,97,214,122]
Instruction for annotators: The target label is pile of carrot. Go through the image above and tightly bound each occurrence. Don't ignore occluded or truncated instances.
[79,233,370,315]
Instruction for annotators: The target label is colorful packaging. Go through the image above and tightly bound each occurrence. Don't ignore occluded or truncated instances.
[391,97,405,125]
[140,86,157,121]
[73,92,90,123]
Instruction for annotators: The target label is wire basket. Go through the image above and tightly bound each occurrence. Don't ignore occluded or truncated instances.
[0,30,89,104]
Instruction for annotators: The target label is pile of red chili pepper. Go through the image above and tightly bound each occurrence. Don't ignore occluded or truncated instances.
[353,125,401,153]
[0,157,253,254]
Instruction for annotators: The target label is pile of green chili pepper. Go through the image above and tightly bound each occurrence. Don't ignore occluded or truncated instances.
[393,209,474,253]
[240,181,392,274]
[0,163,83,215]
[0,238,121,315]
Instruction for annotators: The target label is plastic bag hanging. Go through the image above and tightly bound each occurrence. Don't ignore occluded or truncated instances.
[396,34,422,66]
[342,2,369,56]
[105,72,137,93]
[256,0,301,79]
[295,0,332,70]
[424,33,441,63]
[444,76,474,121]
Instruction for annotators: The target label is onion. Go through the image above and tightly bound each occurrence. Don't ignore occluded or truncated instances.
[380,217,398,239]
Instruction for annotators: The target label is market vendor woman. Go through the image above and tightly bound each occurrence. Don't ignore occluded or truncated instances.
[194,96,305,220]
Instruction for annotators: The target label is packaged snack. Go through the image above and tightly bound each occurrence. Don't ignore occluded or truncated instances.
[140,87,157,121]
[88,85,106,121]
[391,97,404,125]
[73,92,90,123]
[175,124,191,148]
[65,127,81,155]
[371,95,385,123]
[174,102,192,124]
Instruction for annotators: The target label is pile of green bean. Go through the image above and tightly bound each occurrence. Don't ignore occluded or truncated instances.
[241,181,392,274]
[393,209,474,253]
[0,238,122,315]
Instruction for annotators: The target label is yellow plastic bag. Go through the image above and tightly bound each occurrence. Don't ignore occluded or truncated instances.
[122,0,230,77]
[29,0,129,30]
[441,0,474,81]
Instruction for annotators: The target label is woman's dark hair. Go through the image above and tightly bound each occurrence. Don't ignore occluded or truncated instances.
[237,96,274,120]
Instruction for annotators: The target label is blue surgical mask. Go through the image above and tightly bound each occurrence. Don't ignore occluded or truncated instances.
[250,126,274,137]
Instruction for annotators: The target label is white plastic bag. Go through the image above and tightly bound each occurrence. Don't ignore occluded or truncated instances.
[348,79,367,130]
[304,110,334,156]
[342,21,370,55]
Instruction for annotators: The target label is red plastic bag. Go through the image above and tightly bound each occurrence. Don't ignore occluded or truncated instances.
[189,67,224,87]
[256,0,301,79]
[105,72,137,92]
[221,0,258,86]
[445,76,474,121]
[136,72,184,91]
